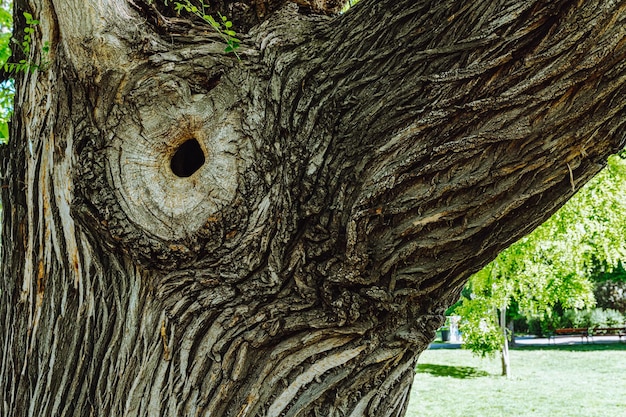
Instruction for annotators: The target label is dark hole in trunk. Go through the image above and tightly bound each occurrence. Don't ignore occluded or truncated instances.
[170,138,206,178]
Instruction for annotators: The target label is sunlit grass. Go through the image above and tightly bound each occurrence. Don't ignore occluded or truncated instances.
[407,344,626,417]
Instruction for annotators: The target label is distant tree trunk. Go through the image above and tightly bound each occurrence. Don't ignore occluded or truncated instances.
[500,307,511,378]
[1,0,625,415]
[508,318,517,347]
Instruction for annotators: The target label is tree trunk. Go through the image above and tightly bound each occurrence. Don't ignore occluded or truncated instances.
[500,307,511,378]
[1,0,625,415]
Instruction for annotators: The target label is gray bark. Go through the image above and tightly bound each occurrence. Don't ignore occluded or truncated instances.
[1,0,625,416]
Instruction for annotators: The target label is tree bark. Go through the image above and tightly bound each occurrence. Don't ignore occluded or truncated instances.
[1,0,625,415]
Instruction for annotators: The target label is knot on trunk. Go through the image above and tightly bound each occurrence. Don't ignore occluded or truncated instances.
[72,70,259,269]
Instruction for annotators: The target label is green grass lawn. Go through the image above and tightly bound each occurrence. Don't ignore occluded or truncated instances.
[406,343,626,417]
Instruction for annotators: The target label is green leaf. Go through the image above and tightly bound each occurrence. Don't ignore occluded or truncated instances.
[0,121,9,141]
[23,12,33,22]
[224,30,236,37]
[0,8,11,27]
[224,21,233,28]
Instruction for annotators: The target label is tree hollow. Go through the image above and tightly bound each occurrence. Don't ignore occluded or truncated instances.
[170,138,206,178]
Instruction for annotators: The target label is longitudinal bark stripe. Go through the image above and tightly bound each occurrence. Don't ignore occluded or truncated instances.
[266,345,366,416]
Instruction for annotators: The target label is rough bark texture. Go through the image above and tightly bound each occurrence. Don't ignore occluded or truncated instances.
[1,0,625,416]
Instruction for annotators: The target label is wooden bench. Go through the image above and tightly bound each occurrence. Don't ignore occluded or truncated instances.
[549,327,626,343]
[590,327,626,341]
[548,328,592,343]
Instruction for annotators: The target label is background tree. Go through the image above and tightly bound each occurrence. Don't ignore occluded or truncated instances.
[457,154,626,376]
[1,0,625,416]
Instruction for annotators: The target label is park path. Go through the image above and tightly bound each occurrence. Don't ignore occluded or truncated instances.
[429,335,624,349]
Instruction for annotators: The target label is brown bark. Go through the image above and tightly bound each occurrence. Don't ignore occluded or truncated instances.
[1,0,625,416]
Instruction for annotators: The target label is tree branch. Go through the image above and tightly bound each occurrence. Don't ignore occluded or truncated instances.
[263,0,626,294]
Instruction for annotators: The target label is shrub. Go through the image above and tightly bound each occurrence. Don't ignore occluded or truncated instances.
[589,309,608,328]
[604,309,625,326]
[562,309,589,328]
[520,308,624,334]
[459,317,503,358]
[527,317,543,336]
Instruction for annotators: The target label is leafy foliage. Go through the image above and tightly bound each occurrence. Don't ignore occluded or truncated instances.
[458,155,626,356]
[0,3,10,62]
[342,0,360,12]
[0,0,12,143]
[1,3,52,143]
[153,0,240,57]
[174,1,240,56]
[0,80,11,141]
[3,11,49,74]
[456,299,503,358]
